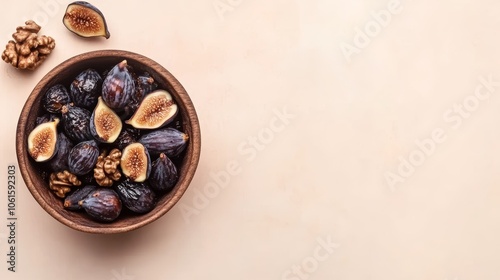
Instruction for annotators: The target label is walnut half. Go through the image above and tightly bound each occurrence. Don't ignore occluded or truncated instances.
[94,149,122,187]
[49,171,82,198]
[1,20,55,70]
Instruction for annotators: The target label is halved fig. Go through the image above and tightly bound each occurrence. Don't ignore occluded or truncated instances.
[27,118,59,162]
[63,1,110,39]
[125,90,177,129]
[90,97,122,143]
[120,143,151,182]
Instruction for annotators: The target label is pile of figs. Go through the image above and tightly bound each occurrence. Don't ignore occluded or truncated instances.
[27,60,189,223]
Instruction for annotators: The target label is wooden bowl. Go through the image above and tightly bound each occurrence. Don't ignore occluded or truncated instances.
[16,50,201,234]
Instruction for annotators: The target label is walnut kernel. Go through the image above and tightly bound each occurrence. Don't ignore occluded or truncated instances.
[94,149,122,187]
[1,20,55,70]
[49,170,82,198]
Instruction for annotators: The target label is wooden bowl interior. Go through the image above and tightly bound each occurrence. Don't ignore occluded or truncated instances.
[16,51,200,234]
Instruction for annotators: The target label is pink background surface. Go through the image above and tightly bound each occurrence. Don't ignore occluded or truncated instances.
[1,0,500,279]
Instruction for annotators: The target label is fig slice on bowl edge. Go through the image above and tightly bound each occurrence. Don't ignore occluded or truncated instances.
[27,118,59,162]
[63,1,110,39]
[125,89,178,129]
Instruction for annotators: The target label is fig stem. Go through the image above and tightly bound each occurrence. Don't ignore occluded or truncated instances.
[118,60,127,70]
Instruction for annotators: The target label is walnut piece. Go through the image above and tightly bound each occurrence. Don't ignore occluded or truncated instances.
[49,170,82,198]
[94,149,122,187]
[1,20,55,70]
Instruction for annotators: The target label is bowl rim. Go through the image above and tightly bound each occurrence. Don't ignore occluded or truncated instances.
[16,50,201,234]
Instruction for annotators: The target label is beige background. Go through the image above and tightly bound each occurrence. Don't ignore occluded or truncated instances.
[1,0,500,279]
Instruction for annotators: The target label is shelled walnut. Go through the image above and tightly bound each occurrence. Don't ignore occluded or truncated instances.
[94,149,122,187]
[49,170,81,198]
[1,20,55,70]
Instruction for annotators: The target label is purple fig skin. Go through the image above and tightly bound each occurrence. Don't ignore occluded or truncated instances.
[42,84,71,113]
[63,1,111,39]
[64,185,97,211]
[61,104,93,142]
[48,132,74,172]
[80,172,97,185]
[134,73,158,103]
[70,69,102,109]
[116,127,140,150]
[149,153,178,193]
[119,73,158,120]
[138,128,189,157]
[68,140,99,175]
[115,180,156,214]
[80,188,122,222]
[101,60,135,111]
[36,113,59,125]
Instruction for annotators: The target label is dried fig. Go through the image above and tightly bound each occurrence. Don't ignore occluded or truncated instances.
[61,104,93,142]
[63,185,97,210]
[139,128,188,157]
[42,84,71,113]
[149,153,178,193]
[68,140,99,175]
[115,179,156,214]
[70,68,102,109]
[80,188,122,222]
[135,72,157,101]
[116,127,140,150]
[48,132,74,172]
[102,60,135,111]
[36,113,59,125]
